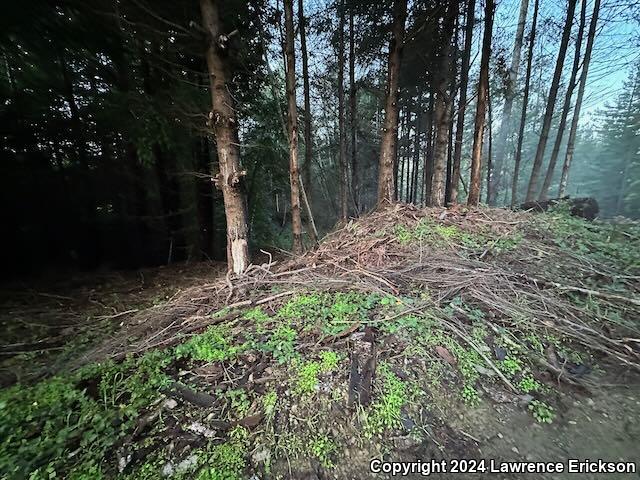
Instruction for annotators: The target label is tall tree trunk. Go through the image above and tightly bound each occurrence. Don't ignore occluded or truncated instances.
[298,0,314,218]
[430,2,457,207]
[284,0,304,253]
[404,107,412,202]
[488,0,529,205]
[450,0,476,204]
[377,0,407,207]
[337,0,348,221]
[349,1,358,213]
[539,0,586,200]
[411,108,422,204]
[525,0,578,201]
[200,0,250,274]
[558,0,601,198]
[468,0,494,206]
[511,0,539,207]
[423,92,435,202]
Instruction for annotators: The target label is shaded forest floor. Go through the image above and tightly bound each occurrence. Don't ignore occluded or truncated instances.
[1,204,639,479]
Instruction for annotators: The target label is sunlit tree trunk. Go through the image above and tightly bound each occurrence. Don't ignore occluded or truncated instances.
[468,0,494,206]
[377,0,407,207]
[511,0,539,207]
[525,0,577,201]
[488,0,529,205]
[558,0,601,198]
[539,0,586,200]
[450,0,476,204]
[200,0,250,274]
[284,0,303,253]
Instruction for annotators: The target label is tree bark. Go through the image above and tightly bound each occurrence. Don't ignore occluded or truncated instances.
[558,0,601,198]
[488,0,529,205]
[298,0,314,219]
[539,0,586,200]
[337,0,348,221]
[430,2,457,207]
[284,0,304,253]
[349,1,358,213]
[450,0,476,204]
[200,0,250,274]
[468,0,494,206]
[423,92,435,203]
[511,0,539,208]
[525,0,577,201]
[377,0,407,207]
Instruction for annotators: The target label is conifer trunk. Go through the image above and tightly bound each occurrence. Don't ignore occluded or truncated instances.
[430,2,457,207]
[511,0,539,207]
[284,0,304,253]
[525,0,577,201]
[539,0,586,200]
[200,0,250,274]
[558,0,601,198]
[377,0,407,207]
[468,0,494,206]
[488,0,529,205]
[450,0,476,204]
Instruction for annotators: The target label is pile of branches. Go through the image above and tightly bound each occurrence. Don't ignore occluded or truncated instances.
[80,204,640,381]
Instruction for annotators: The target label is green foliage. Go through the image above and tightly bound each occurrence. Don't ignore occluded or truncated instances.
[547,205,640,274]
[196,436,248,480]
[392,218,522,254]
[263,324,298,364]
[528,400,555,424]
[461,385,480,406]
[294,351,340,396]
[175,325,243,362]
[225,389,250,418]
[277,291,380,336]
[500,356,523,377]
[308,435,338,468]
[0,350,172,478]
[518,376,542,393]
[263,390,278,422]
[364,365,407,438]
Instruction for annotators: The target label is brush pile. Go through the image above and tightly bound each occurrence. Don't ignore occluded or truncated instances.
[2,203,639,479]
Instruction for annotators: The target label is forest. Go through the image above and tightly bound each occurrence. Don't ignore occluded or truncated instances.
[1,0,639,479]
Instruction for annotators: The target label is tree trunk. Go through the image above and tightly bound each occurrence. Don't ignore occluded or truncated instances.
[423,92,436,202]
[525,0,577,201]
[284,0,304,253]
[298,0,314,220]
[430,2,457,207]
[488,0,529,205]
[349,1,358,213]
[539,0,586,200]
[468,0,494,206]
[404,107,412,202]
[377,0,407,207]
[511,0,539,208]
[450,0,476,204]
[411,108,422,204]
[337,0,349,221]
[558,0,601,198]
[200,0,250,274]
